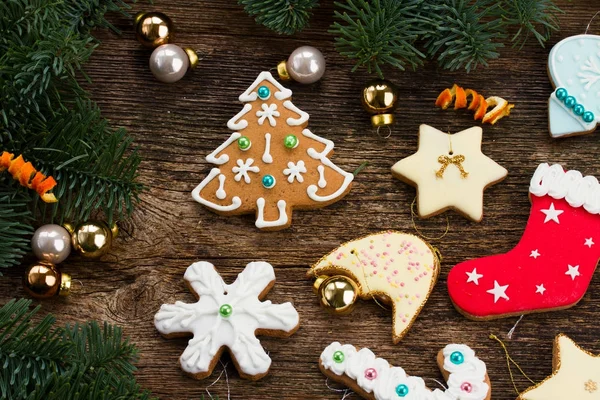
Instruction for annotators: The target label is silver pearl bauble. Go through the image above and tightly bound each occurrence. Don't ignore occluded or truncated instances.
[31,224,71,264]
[286,46,326,84]
[149,44,190,83]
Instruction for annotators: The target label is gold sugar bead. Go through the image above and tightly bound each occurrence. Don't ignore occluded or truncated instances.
[23,262,71,299]
[134,12,173,48]
[314,275,358,315]
[361,80,399,127]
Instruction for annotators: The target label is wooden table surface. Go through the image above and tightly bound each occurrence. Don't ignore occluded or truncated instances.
[2,1,600,399]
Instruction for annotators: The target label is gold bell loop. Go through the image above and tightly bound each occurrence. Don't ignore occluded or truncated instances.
[59,272,72,296]
[277,60,291,81]
[133,12,146,27]
[184,48,199,69]
[371,114,394,127]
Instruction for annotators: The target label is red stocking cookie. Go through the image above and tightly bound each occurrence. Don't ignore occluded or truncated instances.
[448,163,600,319]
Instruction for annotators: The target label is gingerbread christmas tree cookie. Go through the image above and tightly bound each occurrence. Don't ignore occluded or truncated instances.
[391,124,507,222]
[192,71,354,230]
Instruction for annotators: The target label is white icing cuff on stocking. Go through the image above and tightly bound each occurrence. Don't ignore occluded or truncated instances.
[530,163,600,214]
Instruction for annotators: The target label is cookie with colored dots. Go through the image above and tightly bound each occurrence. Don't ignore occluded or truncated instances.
[307,231,440,343]
[319,342,491,399]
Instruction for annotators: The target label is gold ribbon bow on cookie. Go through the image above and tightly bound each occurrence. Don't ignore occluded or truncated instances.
[436,154,469,179]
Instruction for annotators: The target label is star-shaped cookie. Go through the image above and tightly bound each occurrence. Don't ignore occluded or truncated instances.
[518,334,600,399]
[391,124,507,222]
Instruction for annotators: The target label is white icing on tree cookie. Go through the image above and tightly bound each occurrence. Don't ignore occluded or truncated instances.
[154,261,300,380]
[256,103,280,126]
[283,160,307,183]
[232,158,259,183]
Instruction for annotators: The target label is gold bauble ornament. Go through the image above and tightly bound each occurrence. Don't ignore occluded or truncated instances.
[134,12,173,48]
[68,220,118,259]
[313,275,358,315]
[361,79,399,127]
[23,262,71,299]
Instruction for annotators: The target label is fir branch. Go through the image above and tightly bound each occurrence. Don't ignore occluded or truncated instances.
[0,0,143,268]
[498,0,563,49]
[422,0,505,72]
[0,299,154,400]
[0,189,33,270]
[0,299,67,398]
[330,0,426,78]
[239,0,319,35]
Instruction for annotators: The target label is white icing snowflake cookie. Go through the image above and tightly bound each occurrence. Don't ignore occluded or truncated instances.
[320,342,491,400]
[154,261,300,380]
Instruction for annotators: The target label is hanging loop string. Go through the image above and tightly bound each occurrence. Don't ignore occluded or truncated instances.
[489,334,536,396]
[410,197,450,241]
[585,11,600,34]
[351,249,391,311]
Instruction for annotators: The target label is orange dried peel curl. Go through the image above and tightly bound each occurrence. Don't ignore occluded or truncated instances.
[0,151,58,203]
[435,84,514,125]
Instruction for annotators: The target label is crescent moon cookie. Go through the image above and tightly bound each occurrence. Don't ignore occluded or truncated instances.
[154,261,300,380]
[518,334,600,400]
[307,231,440,343]
[391,124,507,222]
[547,34,600,138]
[319,342,491,400]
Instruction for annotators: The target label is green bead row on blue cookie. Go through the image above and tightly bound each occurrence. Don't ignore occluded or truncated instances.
[555,88,595,124]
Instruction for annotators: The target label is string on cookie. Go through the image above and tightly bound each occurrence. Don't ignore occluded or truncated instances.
[0,151,57,203]
[410,197,449,242]
[350,249,391,312]
[489,334,536,396]
[435,84,514,125]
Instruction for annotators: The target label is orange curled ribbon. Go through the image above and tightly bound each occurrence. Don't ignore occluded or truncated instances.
[436,154,469,179]
[435,84,514,125]
[0,151,57,203]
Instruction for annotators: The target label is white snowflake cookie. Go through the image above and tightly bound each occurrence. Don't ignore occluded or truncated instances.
[154,261,300,380]
[319,343,491,400]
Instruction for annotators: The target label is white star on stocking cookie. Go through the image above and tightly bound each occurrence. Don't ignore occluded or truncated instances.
[565,264,580,280]
[541,202,563,224]
[466,268,483,285]
[536,284,546,295]
[392,125,507,222]
[530,249,541,259]
[585,238,594,248]
[154,261,300,380]
[486,280,509,303]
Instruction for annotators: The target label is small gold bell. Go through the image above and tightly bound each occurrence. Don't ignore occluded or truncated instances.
[313,275,358,315]
[23,262,71,299]
[134,12,173,48]
[361,79,399,127]
[66,220,118,259]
